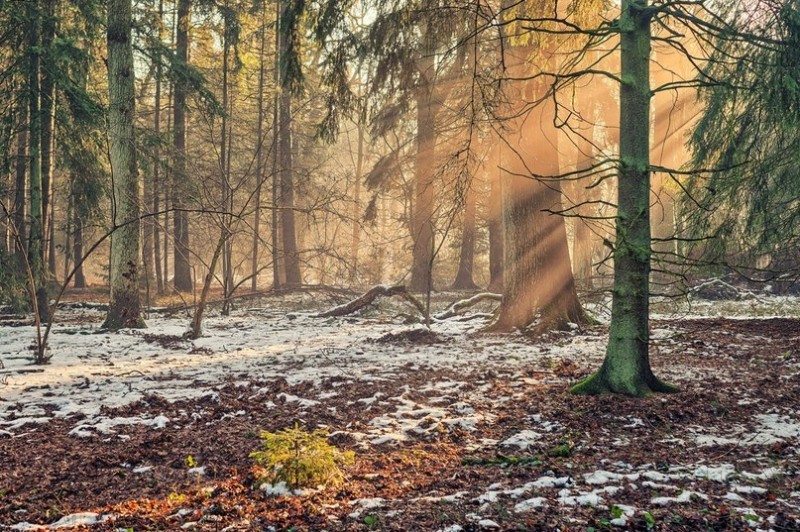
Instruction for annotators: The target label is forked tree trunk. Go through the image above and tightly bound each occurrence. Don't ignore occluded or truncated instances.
[104,0,145,329]
[571,0,676,396]
[172,0,193,293]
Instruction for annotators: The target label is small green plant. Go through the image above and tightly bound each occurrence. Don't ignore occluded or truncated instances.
[547,442,572,458]
[363,515,379,529]
[185,455,198,468]
[250,424,354,490]
[643,511,656,530]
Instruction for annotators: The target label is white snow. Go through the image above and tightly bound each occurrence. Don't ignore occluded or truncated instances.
[500,430,542,450]
[514,497,548,512]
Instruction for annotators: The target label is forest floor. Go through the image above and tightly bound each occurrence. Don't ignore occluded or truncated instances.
[1,287,799,531]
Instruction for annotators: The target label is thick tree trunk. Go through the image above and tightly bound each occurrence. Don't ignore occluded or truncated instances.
[172,0,192,293]
[489,60,586,333]
[103,0,145,330]
[451,173,479,290]
[572,0,675,396]
[277,0,301,287]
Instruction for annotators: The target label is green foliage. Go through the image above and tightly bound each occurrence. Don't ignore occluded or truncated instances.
[250,424,354,490]
[363,515,379,529]
[185,455,197,468]
[688,2,800,278]
[643,510,656,529]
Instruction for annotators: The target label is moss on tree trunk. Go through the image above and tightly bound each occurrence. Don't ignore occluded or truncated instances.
[571,0,675,397]
[103,0,145,330]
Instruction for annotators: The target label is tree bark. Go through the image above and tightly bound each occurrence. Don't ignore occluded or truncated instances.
[251,0,268,292]
[12,105,27,255]
[152,0,164,294]
[72,186,86,289]
[572,0,675,396]
[489,51,586,333]
[487,140,503,293]
[172,0,193,293]
[103,0,145,329]
[41,0,56,277]
[409,45,437,293]
[27,0,50,323]
[350,121,365,283]
[451,173,479,290]
[277,0,301,287]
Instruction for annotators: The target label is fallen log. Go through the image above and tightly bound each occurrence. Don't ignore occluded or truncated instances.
[315,285,425,318]
[435,293,502,320]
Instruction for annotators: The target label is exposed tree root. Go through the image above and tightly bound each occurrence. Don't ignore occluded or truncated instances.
[571,367,679,397]
[315,285,425,318]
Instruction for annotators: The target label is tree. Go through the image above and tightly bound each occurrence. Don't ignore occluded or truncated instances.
[26,0,50,323]
[571,0,675,395]
[277,0,303,287]
[687,0,800,287]
[103,0,145,329]
[486,2,588,333]
[173,0,193,293]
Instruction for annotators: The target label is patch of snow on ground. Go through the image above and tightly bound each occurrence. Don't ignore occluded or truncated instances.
[500,430,542,450]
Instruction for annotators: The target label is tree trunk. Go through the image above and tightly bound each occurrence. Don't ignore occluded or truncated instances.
[409,49,437,293]
[489,60,586,333]
[487,141,503,293]
[350,121,365,283]
[251,1,268,292]
[27,0,49,323]
[451,172,479,290]
[571,0,675,396]
[73,199,86,289]
[12,105,27,255]
[572,135,597,289]
[152,0,164,294]
[172,0,193,293]
[103,0,145,330]
[220,9,234,314]
[41,0,56,277]
[277,0,301,287]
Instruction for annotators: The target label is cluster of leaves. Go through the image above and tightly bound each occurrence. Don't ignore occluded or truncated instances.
[250,424,354,490]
